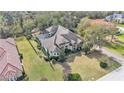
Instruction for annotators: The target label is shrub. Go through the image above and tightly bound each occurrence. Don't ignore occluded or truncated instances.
[19,53,23,60]
[116,31,121,36]
[44,56,51,61]
[37,44,41,50]
[58,49,66,62]
[100,62,108,68]
[52,59,57,64]
[51,57,59,61]
[82,42,91,55]
[17,71,29,81]
[26,35,32,40]
[67,73,82,81]
[65,48,71,54]
[34,37,41,44]
[40,77,48,81]
[58,56,65,62]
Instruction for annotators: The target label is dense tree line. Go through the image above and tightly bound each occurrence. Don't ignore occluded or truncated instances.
[0,11,123,38]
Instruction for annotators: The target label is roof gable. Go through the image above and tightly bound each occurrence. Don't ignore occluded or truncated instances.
[39,25,83,52]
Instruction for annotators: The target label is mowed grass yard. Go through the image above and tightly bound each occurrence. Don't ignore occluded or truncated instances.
[105,42,124,57]
[118,24,124,28]
[60,51,121,81]
[16,36,121,81]
[117,32,124,43]
[16,36,64,81]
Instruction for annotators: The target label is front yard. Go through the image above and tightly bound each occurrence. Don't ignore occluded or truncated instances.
[62,51,121,80]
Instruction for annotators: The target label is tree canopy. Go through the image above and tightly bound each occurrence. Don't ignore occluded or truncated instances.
[0,11,120,38]
[76,17,117,48]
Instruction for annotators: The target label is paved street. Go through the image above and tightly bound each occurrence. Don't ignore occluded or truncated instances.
[97,48,124,81]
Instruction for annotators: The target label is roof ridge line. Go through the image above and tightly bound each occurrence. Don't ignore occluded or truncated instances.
[54,35,61,50]
[6,40,16,47]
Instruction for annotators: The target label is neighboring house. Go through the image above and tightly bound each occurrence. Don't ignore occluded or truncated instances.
[90,19,116,29]
[105,14,124,23]
[91,19,120,35]
[31,28,41,36]
[38,25,83,57]
[0,38,23,81]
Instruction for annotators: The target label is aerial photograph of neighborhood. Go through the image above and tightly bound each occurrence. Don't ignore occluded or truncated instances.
[0,11,124,81]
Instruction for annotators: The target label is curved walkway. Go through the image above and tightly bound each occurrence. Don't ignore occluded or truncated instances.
[97,48,124,81]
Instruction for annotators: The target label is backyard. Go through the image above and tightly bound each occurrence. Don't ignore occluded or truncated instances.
[16,36,64,81]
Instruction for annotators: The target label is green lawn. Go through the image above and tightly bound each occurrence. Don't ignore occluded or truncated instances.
[16,36,64,81]
[117,24,124,43]
[64,51,121,81]
[117,33,124,43]
[105,42,124,57]
[16,36,121,81]
[118,24,124,28]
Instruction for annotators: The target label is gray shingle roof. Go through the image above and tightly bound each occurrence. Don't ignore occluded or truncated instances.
[38,25,83,52]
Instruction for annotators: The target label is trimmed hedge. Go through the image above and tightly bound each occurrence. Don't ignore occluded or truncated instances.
[67,73,82,81]
[100,62,108,68]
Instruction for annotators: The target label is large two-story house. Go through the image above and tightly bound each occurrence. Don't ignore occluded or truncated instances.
[38,25,83,57]
[105,13,124,23]
[0,38,23,81]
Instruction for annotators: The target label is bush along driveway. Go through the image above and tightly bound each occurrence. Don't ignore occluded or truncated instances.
[98,48,124,81]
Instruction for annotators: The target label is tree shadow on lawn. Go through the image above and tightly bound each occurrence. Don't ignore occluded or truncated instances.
[58,62,72,75]
[87,50,103,60]
[56,62,72,80]
[87,50,113,63]
[56,51,82,79]
[87,50,121,71]
[87,50,109,65]
[65,51,82,63]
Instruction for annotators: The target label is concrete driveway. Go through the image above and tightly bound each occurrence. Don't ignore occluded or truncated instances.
[117,26,124,32]
[97,48,124,81]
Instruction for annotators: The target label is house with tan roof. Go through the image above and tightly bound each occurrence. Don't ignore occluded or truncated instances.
[38,25,83,57]
[0,38,22,81]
